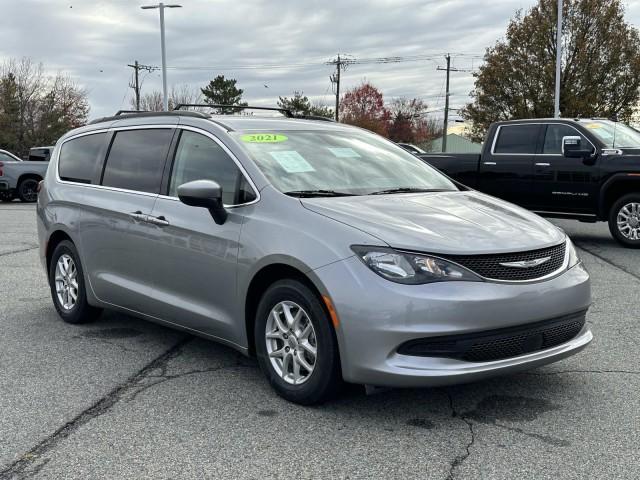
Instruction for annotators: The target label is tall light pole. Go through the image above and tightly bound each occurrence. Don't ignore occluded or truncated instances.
[141,3,182,111]
[554,0,562,118]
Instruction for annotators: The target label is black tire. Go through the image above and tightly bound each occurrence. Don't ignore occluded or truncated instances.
[0,191,13,202]
[17,177,39,203]
[255,279,342,405]
[48,240,102,324]
[608,193,640,248]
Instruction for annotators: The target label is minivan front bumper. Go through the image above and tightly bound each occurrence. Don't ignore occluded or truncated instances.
[313,256,591,387]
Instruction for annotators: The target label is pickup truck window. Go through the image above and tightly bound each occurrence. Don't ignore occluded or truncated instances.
[0,152,17,162]
[59,133,109,184]
[543,125,588,154]
[494,125,539,154]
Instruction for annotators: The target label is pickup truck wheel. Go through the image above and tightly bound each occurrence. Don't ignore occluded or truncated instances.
[609,194,640,248]
[0,191,13,202]
[17,178,39,202]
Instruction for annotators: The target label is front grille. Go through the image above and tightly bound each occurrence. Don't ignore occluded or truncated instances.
[442,242,566,281]
[397,310,586,362]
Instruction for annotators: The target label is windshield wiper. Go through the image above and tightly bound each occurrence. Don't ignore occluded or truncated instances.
[284,189,358,198]
[369,187,452,195]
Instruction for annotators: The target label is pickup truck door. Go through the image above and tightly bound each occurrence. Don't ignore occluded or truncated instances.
[530,124,599,213]
[477,124,540,206]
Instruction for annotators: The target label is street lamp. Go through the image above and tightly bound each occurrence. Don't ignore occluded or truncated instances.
[141,3,182,111]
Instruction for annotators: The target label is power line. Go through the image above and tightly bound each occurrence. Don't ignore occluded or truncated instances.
[157,52,484,72]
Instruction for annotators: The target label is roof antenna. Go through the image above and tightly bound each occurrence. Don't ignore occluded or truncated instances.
[611,113,618,148]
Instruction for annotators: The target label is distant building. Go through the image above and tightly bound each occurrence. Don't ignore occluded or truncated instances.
[426,133,482,153]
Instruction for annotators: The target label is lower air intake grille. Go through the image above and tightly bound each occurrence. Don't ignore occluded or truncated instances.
[441,242,566,281]
[398,311,586,362]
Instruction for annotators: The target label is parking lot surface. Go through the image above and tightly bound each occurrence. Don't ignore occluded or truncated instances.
[0,203,638,479]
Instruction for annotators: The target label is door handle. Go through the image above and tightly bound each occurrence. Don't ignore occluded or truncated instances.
[147,215,170,227]
[535,162,551,167]
[129,211,148,222]
[483,161,497,166]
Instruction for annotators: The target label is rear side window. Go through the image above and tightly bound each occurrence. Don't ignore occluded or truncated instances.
[168,130,255,205]
[59,133,109,184]
[543,124,589,154]
[493,125,539,154]
[102,129,173,194]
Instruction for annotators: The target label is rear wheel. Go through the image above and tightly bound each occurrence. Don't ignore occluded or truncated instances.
[17,178,39,202]
[49,240,102,324]
[255,279,342,405]
[609,193,640,248]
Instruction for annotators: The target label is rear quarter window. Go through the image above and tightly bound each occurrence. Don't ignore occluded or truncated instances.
[58,133,110,184]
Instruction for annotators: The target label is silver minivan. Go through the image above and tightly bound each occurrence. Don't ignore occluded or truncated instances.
[37,110,592,404]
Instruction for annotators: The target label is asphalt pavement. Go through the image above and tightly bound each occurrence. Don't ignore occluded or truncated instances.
[0,203,638,479]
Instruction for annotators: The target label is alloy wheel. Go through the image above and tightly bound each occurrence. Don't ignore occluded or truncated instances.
[55,254,79,310]
[265,301,317,385]
[20,180,38,202]
[617,202,640,240]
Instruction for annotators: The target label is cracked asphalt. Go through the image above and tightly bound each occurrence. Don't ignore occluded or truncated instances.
[0,203,638,479]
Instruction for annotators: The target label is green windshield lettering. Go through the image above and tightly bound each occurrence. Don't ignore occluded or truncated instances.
[241,133,288,143]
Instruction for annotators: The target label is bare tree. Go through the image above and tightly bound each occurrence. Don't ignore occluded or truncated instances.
[129,84,204,112]
[0,57,89,156]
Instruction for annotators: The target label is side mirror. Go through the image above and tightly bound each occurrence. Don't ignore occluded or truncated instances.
[177,179,227,225]
[562,136,594,160]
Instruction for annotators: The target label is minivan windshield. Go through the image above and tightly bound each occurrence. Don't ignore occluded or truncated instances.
[233,130,457,196]
[578,120,640,148]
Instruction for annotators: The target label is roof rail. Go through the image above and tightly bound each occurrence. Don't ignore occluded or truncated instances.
[114,110,146,116]
[174,103,294,118]
[88,110,210,125]
[298,115,335,122]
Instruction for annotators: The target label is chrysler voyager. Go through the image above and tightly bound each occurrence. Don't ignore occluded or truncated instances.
[37,109,592,404]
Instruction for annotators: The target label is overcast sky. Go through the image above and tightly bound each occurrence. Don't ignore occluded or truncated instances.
[2,0,640,120]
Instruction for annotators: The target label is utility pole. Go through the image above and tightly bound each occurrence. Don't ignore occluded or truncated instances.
[141,3,182,111]
[437,54,457,153]
[128,61,141,111]
[127,62,158,111]
[554,0,563,118]
[328,55,351,121]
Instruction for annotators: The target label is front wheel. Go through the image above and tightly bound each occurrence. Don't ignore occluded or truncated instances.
[0,191,13,202]
[609,194,640,248]
[255,279,342,405]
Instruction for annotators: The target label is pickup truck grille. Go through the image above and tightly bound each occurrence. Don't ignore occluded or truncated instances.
[442,242,566,281]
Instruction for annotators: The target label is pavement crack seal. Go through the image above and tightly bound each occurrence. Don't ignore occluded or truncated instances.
[126,355,257,403]
[0,246,39,258]
[444,390,475,480]
[0,337,193,480]
[574,241,640,282]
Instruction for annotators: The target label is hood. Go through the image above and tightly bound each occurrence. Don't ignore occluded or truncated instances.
[301,191,564,255]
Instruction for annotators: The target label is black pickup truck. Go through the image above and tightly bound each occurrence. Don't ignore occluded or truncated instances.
[420,118,640,248]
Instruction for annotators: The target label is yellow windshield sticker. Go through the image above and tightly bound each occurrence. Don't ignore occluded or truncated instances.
[241,133,288,143]
[585,123,602,129]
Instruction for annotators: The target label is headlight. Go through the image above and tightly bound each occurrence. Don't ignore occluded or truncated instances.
[566,237,580,268]
[351,246,482,284]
